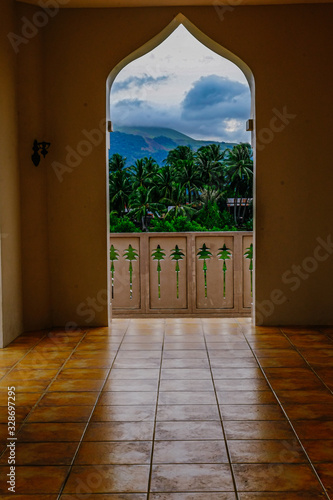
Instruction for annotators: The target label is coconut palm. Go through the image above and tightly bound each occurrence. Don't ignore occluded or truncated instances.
[163,184,194,219]
[154,165,175,201]
[165,145,194,166]
[196,144,226,188]
[224,143,253,225]
[109,153,127,173]
[176,159,201,204]
[129,186,164,231]
[109,169,131,215]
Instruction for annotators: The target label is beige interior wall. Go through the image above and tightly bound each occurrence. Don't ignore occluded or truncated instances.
[0,0,23,347]
[14,2,333,329]
[16,4,52,332]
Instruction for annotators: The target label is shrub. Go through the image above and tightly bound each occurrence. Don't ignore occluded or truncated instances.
[110,216,139,233]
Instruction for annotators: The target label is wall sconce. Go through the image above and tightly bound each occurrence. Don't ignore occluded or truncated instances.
[31,140,51,166]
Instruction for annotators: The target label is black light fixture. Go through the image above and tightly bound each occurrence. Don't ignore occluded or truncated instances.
[31,140,51,166]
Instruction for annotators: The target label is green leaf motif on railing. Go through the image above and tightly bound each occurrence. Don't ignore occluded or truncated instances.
[170,245,185,299]
[110,244,120,300]
[123,244,139,300]
[244,243,253,297]
[197,243,212,298]
[151,245,166,299]
[217,244,232,299]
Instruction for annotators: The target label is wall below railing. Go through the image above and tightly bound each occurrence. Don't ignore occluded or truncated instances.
[110,232,253,317]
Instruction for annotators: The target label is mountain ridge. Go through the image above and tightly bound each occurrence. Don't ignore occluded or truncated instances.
[109,126,238,165]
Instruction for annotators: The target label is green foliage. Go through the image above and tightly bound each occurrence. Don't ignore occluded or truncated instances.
[110,216,139,233]
[109,143,253,232]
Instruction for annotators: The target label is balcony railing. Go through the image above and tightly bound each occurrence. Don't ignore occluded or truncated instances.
[110,231,253,317]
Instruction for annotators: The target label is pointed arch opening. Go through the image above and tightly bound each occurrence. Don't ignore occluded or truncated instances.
[106,13,256,322]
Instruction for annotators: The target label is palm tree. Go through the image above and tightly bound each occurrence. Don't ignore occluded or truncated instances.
[109,153,127,173]
[195,144,226,189]
[165,145,194,166]
[163,184,194,219]
[154,165,175,201]
[109,169,131,215]
[129,186,163,231]
[176,159,201,204]
[224,143,253,225]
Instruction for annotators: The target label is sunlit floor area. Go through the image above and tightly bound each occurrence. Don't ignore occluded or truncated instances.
[0,318,332,498]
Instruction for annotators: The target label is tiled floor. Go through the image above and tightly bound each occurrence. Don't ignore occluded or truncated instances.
[0,318,332,499]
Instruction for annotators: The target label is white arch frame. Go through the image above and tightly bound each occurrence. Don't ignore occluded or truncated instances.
[106,12,256,323]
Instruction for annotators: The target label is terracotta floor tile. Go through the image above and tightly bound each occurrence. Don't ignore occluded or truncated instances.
[153,440,228,464]
[316,463,333,495]
[57,368,109,380]
[210,358,258,368]
[283,403,333,420]
[84,422,154,441]
[113,359,161,369]
[238,493,326,499]
[0,406,31,423]
[150,463,234,492]
[220,404,284,420]
[103,379,159,392]
[75,441,152,464]
[155,421,223,440]
[0,465,69,494]
[249,339,292,349]
[0,442,78,465]
[116,351,161,359]
[207,342,250,350]
[224,421,294,440]
[157,404,220,421]
[254,349,295,358]
[18,422,86,442]
[275,390,333,404]
[61,495,146,500]
[48,379,105,392]
[119,344,162,351]
[229,439,307,463]
[108,369,160,380]
[158,391,216,405]
[1,496,58,500]
[214,379,269,391]
[162,350,208,359]
[159,379,214,392]
[150,494,236,500]
[258,357,306,368]
[164,343,206,350]
[293,420,333,439]
[208,349,254,359]
[0,391,42,406]
[3,368,58,381]
[263,367,318,379]
[64,358,114,369]
[217,391,276,405]
[161,369,211,380]
[63,465,150,493]
[233,464,323,492]
[213,368,265,379]
[39,392,99,406]
[92,405,155,422]
[98,392,157,406]
[27,405,93,422]
[303,440,333,462]
[268,377,323,391]
[161,358,209,369]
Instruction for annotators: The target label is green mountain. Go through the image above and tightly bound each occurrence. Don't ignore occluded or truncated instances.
[109,126,237,166]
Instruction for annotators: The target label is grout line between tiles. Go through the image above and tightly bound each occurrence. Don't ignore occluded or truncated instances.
[0,329,90,459]
[147,318,165,499]
[203,319,241,500]
[240,326,331,500]
[56,322,130,500]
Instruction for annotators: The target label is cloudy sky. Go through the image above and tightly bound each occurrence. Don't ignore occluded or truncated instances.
[110,25,251,143]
